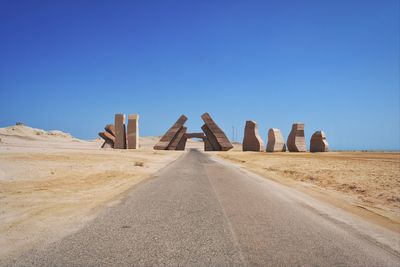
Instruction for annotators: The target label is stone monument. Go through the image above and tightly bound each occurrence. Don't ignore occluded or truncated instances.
[287,123,306,152]
[242,120,264,151]
[154,115,188,150]
[168,127,187,150]
[266,128,286,152]
[105,124,116,137]
[127,114,139,149]
[310,131,329,152]
[98,131,115,148]
[201,113,233,151]
[114,114,127,149]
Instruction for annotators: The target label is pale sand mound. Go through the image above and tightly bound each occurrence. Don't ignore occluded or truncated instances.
[0,125,77,141]
[216,152,400,231]
[0,125,183,260]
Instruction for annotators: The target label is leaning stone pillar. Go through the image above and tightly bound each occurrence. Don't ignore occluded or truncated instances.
[154,115,188,150]
[127,114,139,149]
[203,137,214,151]
[201,113,233,151]
[201,124,221,151]
[114,114,127,149]
[168,127,187,150]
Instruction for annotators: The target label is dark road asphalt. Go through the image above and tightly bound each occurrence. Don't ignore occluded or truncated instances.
[4,149,400,266]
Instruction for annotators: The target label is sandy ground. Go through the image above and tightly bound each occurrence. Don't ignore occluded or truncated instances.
[1,125,399,258]
[215,151,400,231]
[0,125,183,259]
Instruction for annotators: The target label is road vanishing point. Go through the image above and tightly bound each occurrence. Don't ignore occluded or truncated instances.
[4,149,400,266]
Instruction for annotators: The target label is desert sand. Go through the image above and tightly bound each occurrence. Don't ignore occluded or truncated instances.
[216,151,400,231]
[0,125,185,259]
[1,125,399,259]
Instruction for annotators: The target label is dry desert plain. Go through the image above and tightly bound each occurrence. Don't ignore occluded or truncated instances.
[0,125,399,260]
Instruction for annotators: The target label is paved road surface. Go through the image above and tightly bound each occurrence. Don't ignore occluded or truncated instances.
[4,149,400,266]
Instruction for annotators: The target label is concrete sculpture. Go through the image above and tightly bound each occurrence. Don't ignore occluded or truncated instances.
[185,132,206,139]
[310,131,329,152]
[203,138,214,151]
[98,131,115,148]
[201,124,221,151]
[242,120,264,151]
[114,114,127,149]
[127,114,139,149]
[176,133,188,151]
[99,114,140,150]
[266,128,286,152]
[287,123,306,152]
[105,124,116,137]
[154,115,188,150]
[154,113,232,151]
[168,127,187,150]
[201,113,233,151]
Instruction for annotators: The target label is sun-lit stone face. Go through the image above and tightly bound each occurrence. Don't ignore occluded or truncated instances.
[287,123,306,152]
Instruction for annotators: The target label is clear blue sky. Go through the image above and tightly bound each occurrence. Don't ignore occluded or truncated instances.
[0,0,399,150]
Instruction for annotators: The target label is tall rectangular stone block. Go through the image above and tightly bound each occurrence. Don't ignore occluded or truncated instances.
[114,114,126,149]
[127,114,139,149]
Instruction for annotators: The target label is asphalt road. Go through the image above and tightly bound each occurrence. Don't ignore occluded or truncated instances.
[4,149,400,266]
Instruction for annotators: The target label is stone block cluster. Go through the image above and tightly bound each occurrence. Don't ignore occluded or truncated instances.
[153,115,188,150]
[98,113,328,153]
[242,121,329,152]
[98,113,139,149]
[154,113,233,151]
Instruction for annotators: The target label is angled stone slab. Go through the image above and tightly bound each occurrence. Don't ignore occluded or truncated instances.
[203,137,214,151]
[168,127,187,150]
[99,131,115,143]
[266,128,286,152]
[127,114,139,149]
[287,123,306,152]
[176,135,188,151]
[99,131,115,149]
[104,124,116,137]
[154,115,188,150]
[310,131,329,152]
[201,124,221,151]
[242,120,264,151]
[114,114,127,149]
[201,112,233,151]
[185,132,206,139]
[101,140,113,148]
